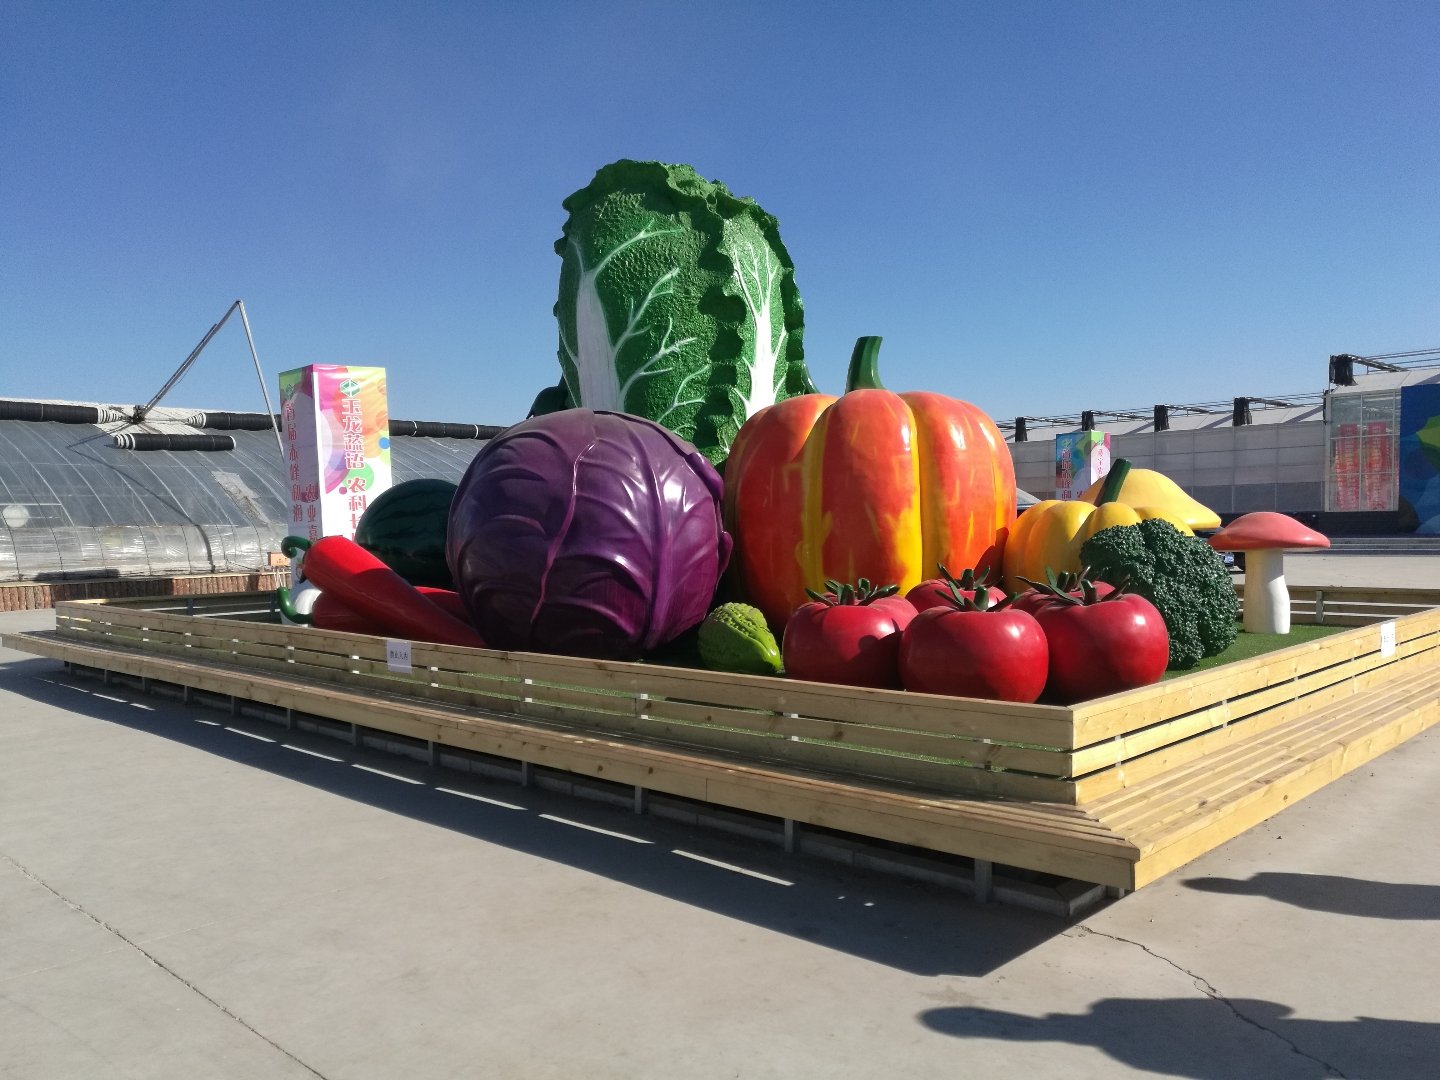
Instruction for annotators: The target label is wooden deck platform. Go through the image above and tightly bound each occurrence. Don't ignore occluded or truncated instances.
[6,589,1439,896]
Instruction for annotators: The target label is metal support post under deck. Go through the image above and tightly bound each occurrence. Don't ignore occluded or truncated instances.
[973,859,994,904]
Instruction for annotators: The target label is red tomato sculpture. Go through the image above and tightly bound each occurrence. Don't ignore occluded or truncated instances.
[1024,577,1169,703]
[782,579,916,689]
[899,584,1048,702]
[724,337,1016,629]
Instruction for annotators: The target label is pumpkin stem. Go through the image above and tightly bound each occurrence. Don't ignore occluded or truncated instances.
[845,336,886,392]
[1097,458,1133,506]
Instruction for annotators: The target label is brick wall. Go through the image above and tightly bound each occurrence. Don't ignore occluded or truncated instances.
[0,571,289,612]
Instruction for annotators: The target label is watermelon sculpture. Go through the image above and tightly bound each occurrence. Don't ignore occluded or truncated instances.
[354,478,458,590]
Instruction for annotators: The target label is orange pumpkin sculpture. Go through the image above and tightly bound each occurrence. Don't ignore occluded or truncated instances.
[724,337,1016,628]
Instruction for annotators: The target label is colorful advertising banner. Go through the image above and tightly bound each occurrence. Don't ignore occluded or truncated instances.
[1398,383,1440,534]
[278,365,392,542]
[1332,422,1361,511]
[1363,420,1393,511]
[1055,430,1111,500]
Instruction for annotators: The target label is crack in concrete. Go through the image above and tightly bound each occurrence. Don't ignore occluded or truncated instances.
[1,852,331,1079]
[1070,924,1348,1078]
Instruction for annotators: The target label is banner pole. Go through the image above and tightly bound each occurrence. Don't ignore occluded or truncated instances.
[236,300,286,462]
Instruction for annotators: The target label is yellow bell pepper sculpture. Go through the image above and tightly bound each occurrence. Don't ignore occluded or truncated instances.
[1002,460,1218,592]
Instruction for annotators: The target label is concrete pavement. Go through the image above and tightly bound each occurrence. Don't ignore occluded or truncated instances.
[1279,549,1440,589]
[3,576,1440,1079]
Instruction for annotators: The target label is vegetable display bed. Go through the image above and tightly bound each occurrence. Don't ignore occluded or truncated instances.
[7,586,1439,897]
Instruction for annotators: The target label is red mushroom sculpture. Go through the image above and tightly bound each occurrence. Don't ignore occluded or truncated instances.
[1207,513,1330,634]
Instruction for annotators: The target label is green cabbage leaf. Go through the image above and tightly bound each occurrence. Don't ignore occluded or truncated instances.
[544,159,815,462]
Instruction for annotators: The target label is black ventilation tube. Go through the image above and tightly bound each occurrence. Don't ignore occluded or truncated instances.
[388,419,504,439]
[0,401,104,424]
[195,411,281,430]
[0,401,495,438]
[111,433,236,451]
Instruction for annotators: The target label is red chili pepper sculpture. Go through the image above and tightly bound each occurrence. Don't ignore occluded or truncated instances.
[281,535,485,649]
[279,582,474,638]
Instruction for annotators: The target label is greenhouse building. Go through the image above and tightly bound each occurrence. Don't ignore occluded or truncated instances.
[0,397,499,594]
[3,350,1437,602]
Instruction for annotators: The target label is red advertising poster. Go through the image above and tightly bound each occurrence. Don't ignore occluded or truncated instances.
[1363,420,1392,511]
[1333,422,1360,511]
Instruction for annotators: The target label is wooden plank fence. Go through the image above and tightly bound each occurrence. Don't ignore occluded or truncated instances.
[5,584,1438,892]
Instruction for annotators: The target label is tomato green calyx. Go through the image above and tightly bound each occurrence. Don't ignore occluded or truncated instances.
[935,564,987,591]
[1020,566,1132,606]
[280,534,313,558]
[805,577,900,607]
[957,584,1008,612]
[844,336,886,392]
[1097,459,1133,506]
[933,566,1011,611]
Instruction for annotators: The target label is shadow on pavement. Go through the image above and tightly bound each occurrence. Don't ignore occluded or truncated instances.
[1183,872,1440,920]
[919,998,1440,1079]
[0,656,1062,978]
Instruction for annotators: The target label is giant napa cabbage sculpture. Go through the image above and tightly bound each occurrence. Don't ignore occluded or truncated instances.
[531,159,816,463]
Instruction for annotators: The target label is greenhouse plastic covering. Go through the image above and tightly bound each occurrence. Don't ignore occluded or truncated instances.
[0,410,494,582]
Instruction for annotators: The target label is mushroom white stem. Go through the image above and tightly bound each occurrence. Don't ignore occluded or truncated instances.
[1243,548,1290,634]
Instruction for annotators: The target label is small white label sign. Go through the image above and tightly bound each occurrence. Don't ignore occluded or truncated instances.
[386,639,413,673]
[1378,621,1397,658]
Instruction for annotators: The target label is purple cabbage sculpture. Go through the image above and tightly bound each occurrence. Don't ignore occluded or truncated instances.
[447,409,732,660]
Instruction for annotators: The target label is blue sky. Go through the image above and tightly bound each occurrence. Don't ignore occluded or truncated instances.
[3,1,1437,426]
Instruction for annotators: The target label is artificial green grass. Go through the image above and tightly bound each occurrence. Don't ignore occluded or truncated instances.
[1162,622,1348,678]
[655,620,1354,685]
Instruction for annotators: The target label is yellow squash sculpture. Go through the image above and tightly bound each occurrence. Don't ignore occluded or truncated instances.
[1002,459,1221,592]
[1076,465,1222,531]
